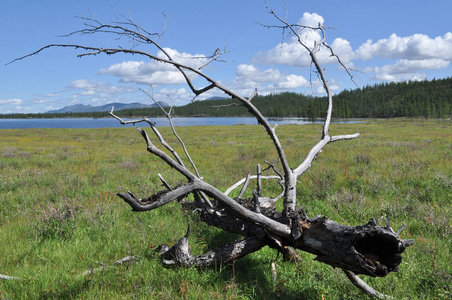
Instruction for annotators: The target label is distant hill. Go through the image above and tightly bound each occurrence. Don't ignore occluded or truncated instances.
[46,101,169,114]
[118,78,450,119]
[2,78,451,119]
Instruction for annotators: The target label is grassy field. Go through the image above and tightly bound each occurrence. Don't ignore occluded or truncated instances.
[0,119,450,299]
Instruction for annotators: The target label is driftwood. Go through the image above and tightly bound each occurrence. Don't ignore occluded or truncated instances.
[11,4,413,297]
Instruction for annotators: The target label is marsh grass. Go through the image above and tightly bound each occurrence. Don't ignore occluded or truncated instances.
[0,119,451,299]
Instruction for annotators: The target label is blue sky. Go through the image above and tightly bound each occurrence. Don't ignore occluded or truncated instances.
[1,0,451,114]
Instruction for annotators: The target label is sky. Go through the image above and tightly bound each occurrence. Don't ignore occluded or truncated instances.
[1,0,452,114]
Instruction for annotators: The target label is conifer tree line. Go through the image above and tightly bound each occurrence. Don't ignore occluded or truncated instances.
[2,77,451,119]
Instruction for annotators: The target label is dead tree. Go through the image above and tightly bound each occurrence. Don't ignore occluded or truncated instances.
[10,8,413,298]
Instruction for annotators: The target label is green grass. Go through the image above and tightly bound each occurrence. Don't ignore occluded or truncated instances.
[0,119,450,299]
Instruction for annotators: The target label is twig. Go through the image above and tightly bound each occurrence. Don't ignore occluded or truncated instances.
[81,255,137,276]
[224,175,282,196]
[343,270,393,299]
[140,88,202,179]
[0,273,22,280]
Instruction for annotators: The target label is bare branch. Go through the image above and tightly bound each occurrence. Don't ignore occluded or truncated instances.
[0,273,21,280]
[256,164,262,197]
[330,133,361,142]
[81,255,137,276]
[224,175,282,196]
[158,173,172,190]
[110,109,187,168]
[139,88,201,178]
[117,183,197,212]
[238,174,251,199]
[395,224,408,236]
[323,43,358,87]
[263,160,284,180]
[211,102,241,110]
[343,270,393,299]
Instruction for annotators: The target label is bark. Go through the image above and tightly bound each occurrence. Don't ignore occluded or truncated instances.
[152,200,412,278]
[157,225,266,267]
[292,217,413,277]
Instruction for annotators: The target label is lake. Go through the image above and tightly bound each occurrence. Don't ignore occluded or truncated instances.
[0,117,360,129]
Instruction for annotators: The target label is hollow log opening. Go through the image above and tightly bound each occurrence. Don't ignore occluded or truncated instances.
[354,234,403,276]
[291,217,413,277]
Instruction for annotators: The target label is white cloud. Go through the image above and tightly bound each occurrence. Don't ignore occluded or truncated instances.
[254,13,452,87]
[232,64,309,94]
[156,87,192,105]
[253,11,452,86]
[253,13,355,68]
[235,64,283,83]
[356,33,452,61]
[80,90,97,96]
[355,33,452,82]
[100,61,184,85]
[373,58,449,81]
[69,79,130,96]
[100,47,209,86]
[0,98,23,106]
[272,74,308,89]
[379,58,449,75]
[298,12,324,27]
[0,99,25,114]
[42,93,61,97]
[329,38,354,66]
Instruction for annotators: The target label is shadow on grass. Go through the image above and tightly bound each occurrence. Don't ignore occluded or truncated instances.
[166,223,326,299]
[37,278,91,300]
[216,254,323,300]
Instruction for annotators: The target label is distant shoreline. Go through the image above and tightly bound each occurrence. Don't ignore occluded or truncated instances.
[0,117,364,130]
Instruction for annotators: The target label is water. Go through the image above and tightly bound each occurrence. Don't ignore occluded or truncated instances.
[0,117,360,129]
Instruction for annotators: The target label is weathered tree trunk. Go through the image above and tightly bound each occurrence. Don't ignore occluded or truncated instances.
[292,217,413,277]
[14,4,414,297]
[119,191,412,278]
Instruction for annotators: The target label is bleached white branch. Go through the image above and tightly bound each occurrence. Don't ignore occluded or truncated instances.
[0,273,21,280]
[224,175,282,196]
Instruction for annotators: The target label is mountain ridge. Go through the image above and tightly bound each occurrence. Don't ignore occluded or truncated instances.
[46,101,169,113]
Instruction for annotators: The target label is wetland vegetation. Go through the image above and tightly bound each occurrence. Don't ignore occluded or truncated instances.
[0,118,450,299]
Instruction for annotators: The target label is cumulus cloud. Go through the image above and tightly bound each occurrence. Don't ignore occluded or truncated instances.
[271,74,308,90]
[233,64,309,92]
[355,33,452,81]
[356,33,452,61]
[253,11,452,85]
[377,58,449,75]
[373,58,449,81]
[253,13,354,68]
[100,47,209,85]
[235,64,283,83]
